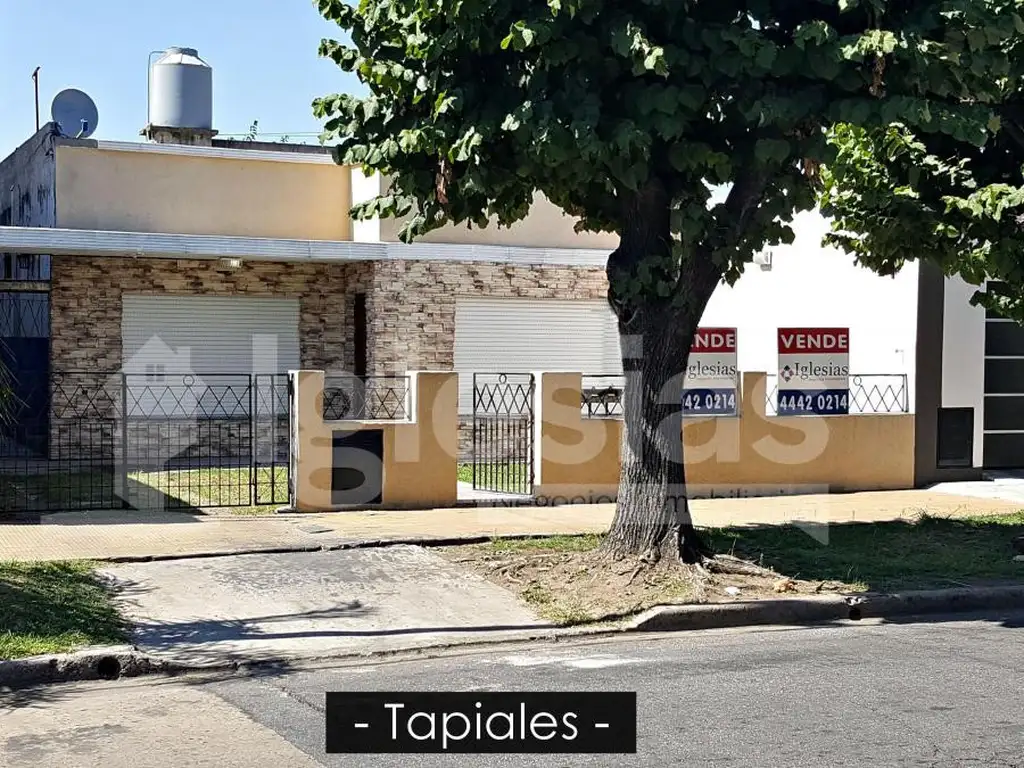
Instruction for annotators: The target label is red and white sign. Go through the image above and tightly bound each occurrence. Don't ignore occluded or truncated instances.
[691,328,737,354]
[777,328,849,354]
[777,327,850,416]
[684,327,739,416]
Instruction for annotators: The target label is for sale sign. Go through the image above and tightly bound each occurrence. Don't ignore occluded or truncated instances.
[777,328,850,416]
[683,328,738,417]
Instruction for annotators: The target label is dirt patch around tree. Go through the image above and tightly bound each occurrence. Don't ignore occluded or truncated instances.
[438,534,853,626]
[439,513,1024,626]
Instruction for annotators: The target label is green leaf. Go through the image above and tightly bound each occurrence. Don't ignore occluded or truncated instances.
[754,139,791,164]
[755,44,777,69]
[669,144,690,172]
[678,85,705,111]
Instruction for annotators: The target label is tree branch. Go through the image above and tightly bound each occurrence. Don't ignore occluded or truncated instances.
[670,164,771,311]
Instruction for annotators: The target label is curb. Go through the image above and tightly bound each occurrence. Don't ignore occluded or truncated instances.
[0,625,624,691]
[0,646,182,690]
[5,585,1023,690]
[92,532,603,564]
[628,585,1024,631]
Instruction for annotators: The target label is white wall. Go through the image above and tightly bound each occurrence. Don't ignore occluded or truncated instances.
[941,275,986,467]
[699,210,920,411]
[349,167,381,243]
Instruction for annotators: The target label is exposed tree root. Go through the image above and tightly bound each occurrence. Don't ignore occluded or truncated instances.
[699,553,780,578]
[625,564,646,587]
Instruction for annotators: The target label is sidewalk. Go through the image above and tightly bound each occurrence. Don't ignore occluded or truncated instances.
[1,489,1020,562]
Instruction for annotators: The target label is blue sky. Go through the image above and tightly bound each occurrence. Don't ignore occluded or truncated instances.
[0,0,362,157]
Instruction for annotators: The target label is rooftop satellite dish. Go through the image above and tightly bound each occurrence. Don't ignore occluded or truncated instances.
[51,88,99,139]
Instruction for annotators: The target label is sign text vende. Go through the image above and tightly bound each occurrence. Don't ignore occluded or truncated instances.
[692,328,736,354]
[777,328,849,354]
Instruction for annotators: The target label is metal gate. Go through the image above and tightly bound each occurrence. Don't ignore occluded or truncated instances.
[471,373,535,495]
[0,371,292,514]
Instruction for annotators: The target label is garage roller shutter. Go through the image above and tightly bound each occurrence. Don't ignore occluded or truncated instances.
[454,297,622,414]
[121,295,300,417]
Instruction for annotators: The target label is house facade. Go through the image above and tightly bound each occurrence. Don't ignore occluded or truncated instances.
[0,114,1013,502]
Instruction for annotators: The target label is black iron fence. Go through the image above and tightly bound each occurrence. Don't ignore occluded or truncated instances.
[764,374,909,416]
[579,372,911,418]
[0,371,291,514]
[471,373,534,495]
[582,374,626,418]
[322,375,411,421]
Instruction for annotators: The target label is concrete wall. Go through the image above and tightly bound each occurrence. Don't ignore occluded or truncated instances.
[54,145,352,240]
[290,370,458,510]
[356,170,619,250]
[941,275,986,467]
[0,124,57,247]
[0,125,57,230]
[534,371,916,502]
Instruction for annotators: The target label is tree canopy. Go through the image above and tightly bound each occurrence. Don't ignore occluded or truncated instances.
[315,0,1022,302]
[314,0,1024,563]
[822,18,1024,319]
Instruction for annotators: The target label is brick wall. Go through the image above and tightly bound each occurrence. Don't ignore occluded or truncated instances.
[366,260,608,375]
[365,260,608,461]
[51,256,355,373]
[49,257,356,460]
[47,256,609,463]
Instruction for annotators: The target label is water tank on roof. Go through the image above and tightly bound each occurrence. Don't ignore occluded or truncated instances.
[148,47,213,129]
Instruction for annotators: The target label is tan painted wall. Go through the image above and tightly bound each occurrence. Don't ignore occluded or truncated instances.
[361,170,617,250]
[291,370,458,511]
[55,146,352,240]
[534,371,916,502]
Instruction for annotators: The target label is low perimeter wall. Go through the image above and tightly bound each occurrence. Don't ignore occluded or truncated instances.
[290,370,458,511]
[288,369,915,510]
[534,371,916,502]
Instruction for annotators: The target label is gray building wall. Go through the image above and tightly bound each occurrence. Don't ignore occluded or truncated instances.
[0,123,59,283]
[0,123,58,229]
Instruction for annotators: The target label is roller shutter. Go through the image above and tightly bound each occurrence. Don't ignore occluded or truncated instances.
[454,297,621,413]
[121,295,300,417]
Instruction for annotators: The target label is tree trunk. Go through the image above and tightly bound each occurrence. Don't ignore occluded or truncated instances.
[601,180,720,565]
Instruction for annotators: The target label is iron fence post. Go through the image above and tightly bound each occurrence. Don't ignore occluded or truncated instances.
[120,373,130,509]
[249,374,256,506]
[472,373,478,489]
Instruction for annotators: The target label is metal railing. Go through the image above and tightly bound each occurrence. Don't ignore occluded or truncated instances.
[322,375,411,421]
[0,370,291,513]
[579,372,910,419]
[581,374,625,419]
[765,373,909,416]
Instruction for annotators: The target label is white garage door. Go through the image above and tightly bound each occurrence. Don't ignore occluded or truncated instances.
[454,297,622,413]
[121,295,300,417]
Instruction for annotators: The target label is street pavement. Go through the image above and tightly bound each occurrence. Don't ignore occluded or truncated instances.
[3,612,1023,767]
[97,546,550,665]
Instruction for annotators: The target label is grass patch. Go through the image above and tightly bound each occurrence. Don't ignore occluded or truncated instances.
[0,466,290,514]
[457,462,530,486]
[489,534,605,554]
[442,512,1024,626]
[519,583,596,626]
[0,561,129,660]
[0,472,117,511]
[707,511,1024,591]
